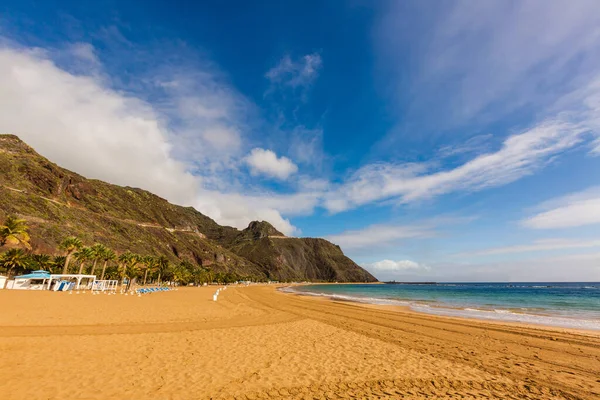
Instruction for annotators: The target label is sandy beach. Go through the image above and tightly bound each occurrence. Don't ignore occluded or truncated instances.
[0,286,599,399]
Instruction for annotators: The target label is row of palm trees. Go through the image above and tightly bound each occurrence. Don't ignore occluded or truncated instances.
[60,238,119,280]
[61,237,174,286]
[0,215,252,285]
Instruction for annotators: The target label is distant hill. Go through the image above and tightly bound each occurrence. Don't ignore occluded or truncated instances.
[0,134,377,282]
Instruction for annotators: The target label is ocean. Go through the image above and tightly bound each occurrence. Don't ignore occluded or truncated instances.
[287,282,600,330]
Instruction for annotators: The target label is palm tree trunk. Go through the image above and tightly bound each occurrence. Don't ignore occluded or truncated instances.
[78,262,85,275]
[90,259,98,275]
[62,253,72,274]
[143,268,149,286]
[100,261,107,280]
[127,277,136,291]
[120,264,127,287]
[157,272,161,286]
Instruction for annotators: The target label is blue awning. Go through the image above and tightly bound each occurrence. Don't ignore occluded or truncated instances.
[14,270,51,279]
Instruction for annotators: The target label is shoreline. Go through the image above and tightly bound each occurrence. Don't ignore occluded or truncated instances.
[283,283,600,333]
[282,285,600,337]
[1,285,599,399]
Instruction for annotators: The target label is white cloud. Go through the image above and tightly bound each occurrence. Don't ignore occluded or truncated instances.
[0,45,199,205]
[326,223,434,250]
[364,259,430,272]
[522,187,600,229]
[245,148,298,180]
[265,53,322,89]
[195,192,300,236]
[455,238,600,257]
[325,118,591,213]
[0,41,308,235]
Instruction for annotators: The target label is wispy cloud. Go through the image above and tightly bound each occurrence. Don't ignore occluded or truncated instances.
[376,0,600,135]
[454,238,600,257]
[266,53,322,90]
[149,63,251,172]
[325,214,475,252]
[325,116,594,213]
[521,187,600,229]
[437,134,494,158]
[287,126,327,170]
[593,138,600,154]
[326,223,435,250]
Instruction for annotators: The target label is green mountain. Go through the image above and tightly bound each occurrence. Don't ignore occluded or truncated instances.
[0,134,377,282]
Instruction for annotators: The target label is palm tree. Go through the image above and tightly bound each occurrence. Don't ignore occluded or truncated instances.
[99,248,116,280]
[126,253,142,290]
[88,243,106,276]
[30,254,52,271]
[141,255,157,286]
[173,262,192,285]
[59,236,83,274]
[0,215,30,248]
[74,246,94,275]
[118,252,130,283]
[155,255,169,285]
[51,256,66,274]
[198,266,213,285]
[0,248,30,278]
[118,251,141,289]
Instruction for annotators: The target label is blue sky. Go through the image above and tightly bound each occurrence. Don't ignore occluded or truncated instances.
[1,0,600,281]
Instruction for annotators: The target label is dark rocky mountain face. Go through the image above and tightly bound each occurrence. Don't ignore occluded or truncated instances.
[0,134,377,282]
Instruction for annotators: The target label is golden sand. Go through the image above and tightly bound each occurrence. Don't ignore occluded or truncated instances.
[0,286,598,399]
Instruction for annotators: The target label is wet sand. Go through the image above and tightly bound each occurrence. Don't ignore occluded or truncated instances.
[0,285,598,399]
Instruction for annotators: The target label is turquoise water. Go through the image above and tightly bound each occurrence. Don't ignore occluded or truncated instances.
[288,283,600,330]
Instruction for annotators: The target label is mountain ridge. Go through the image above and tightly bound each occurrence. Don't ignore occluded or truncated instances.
[0,134,377,282]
